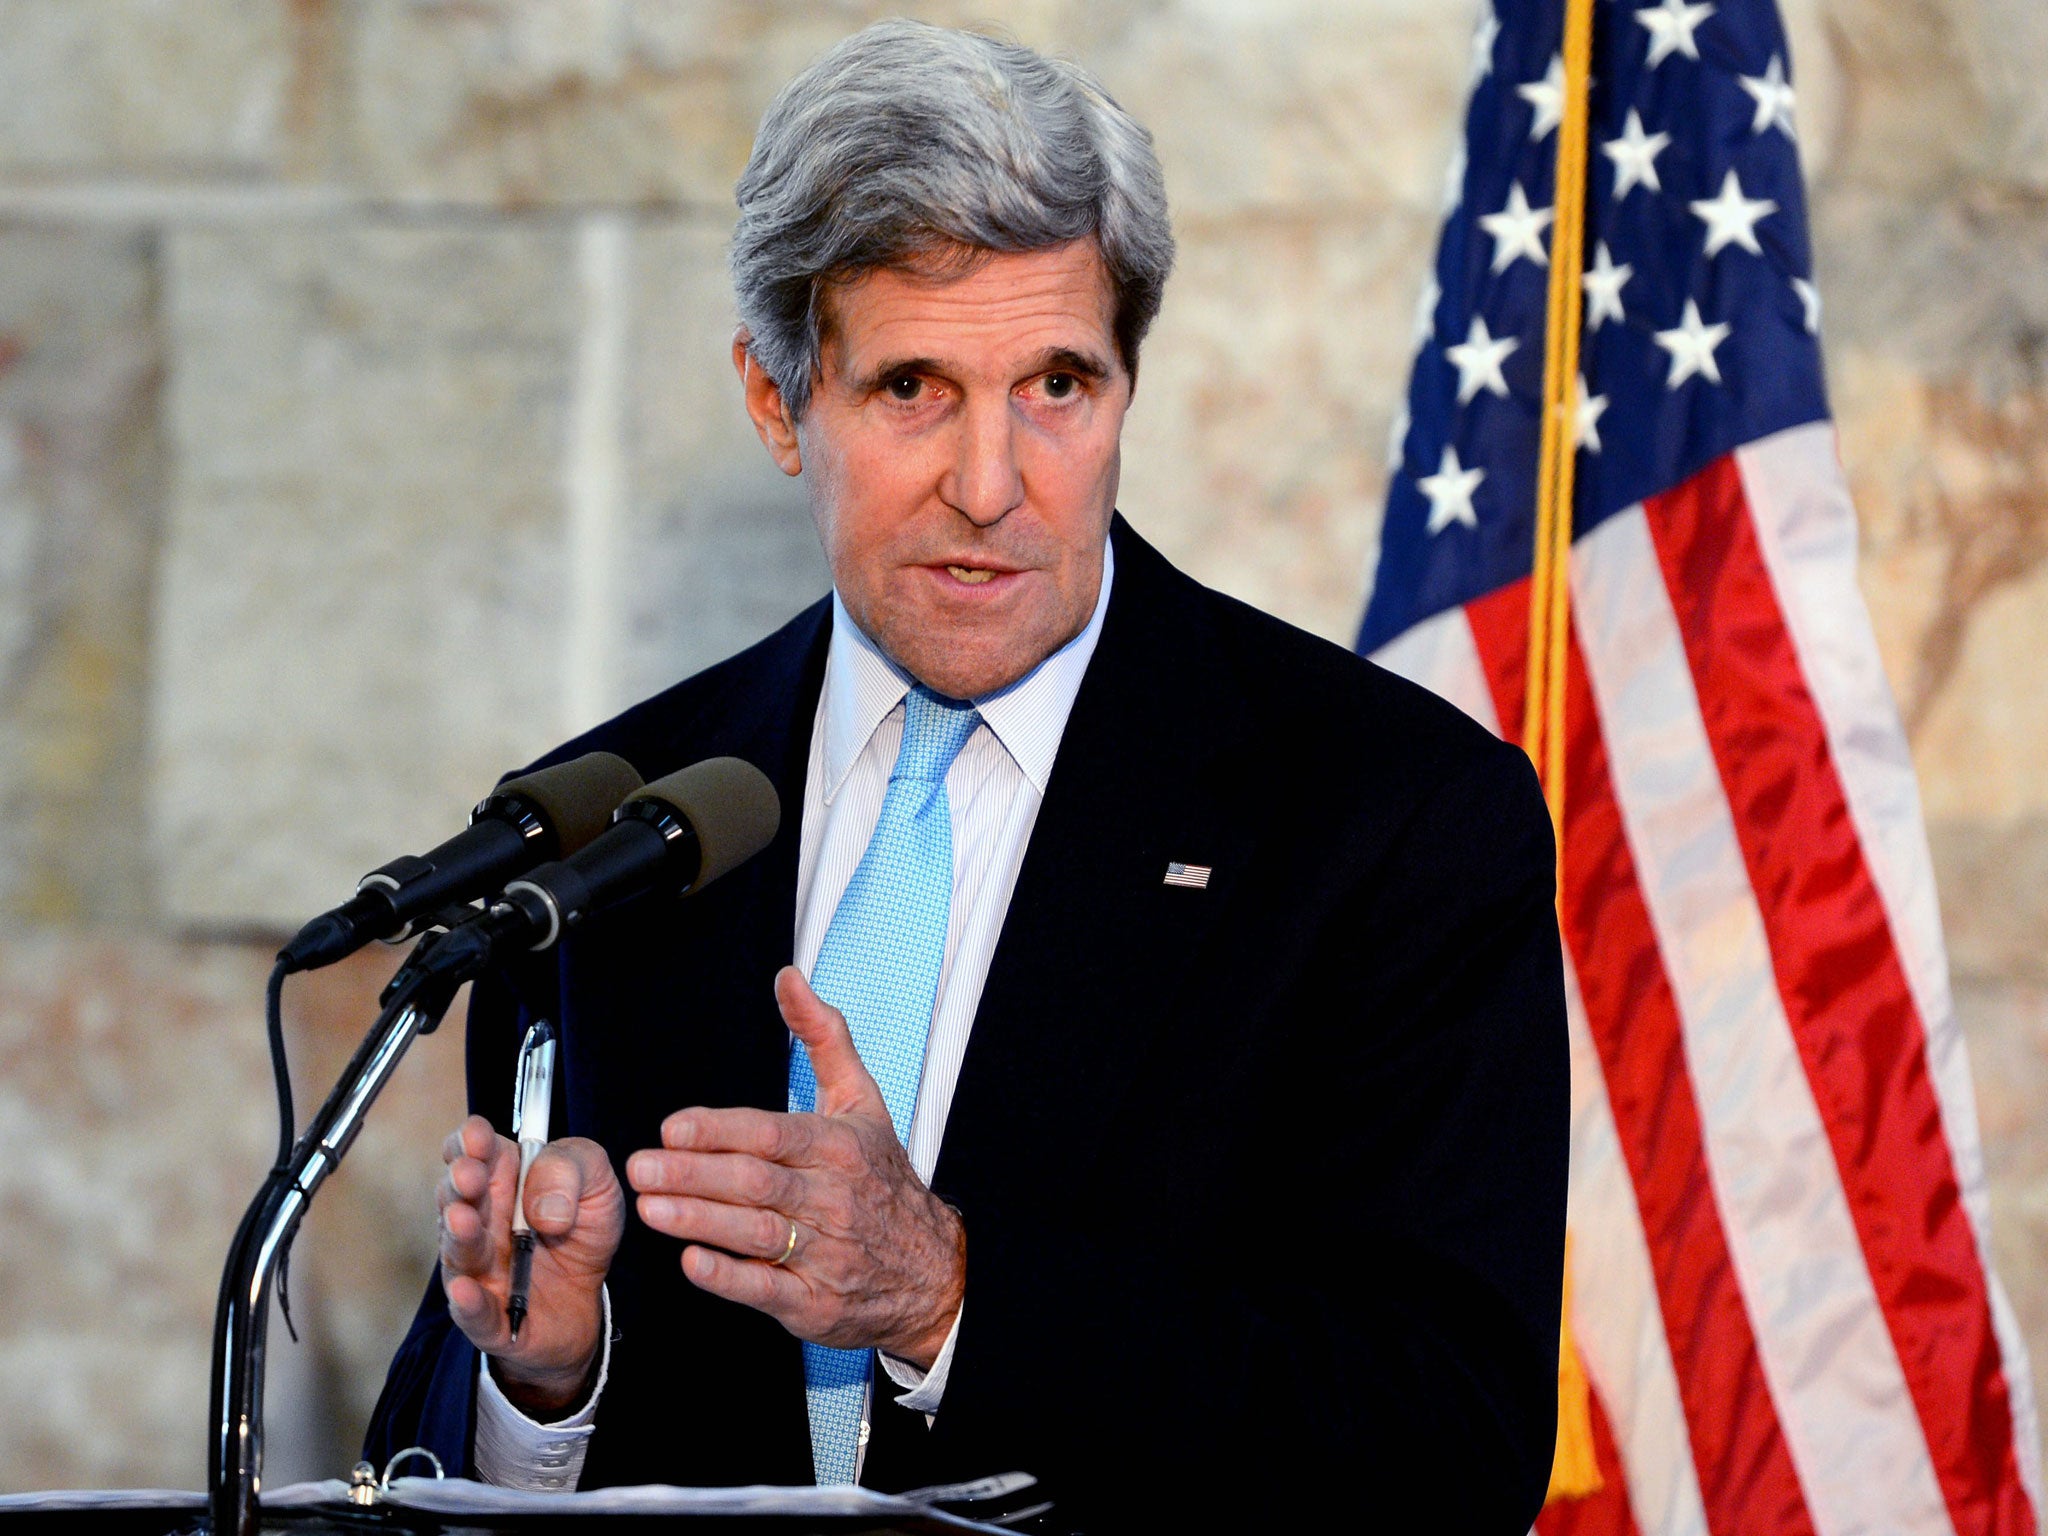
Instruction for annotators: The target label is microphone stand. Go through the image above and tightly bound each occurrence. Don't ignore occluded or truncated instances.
[207,960,464,1536]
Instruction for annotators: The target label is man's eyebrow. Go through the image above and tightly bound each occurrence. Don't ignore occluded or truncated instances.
[849,355,947,392]
[1028,346,1112,381]
[848,346,1114,393]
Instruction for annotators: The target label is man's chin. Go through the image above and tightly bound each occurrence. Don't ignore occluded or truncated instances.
[883,628,1063,703]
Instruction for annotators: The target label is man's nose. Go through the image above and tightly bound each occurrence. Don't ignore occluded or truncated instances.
[939,397,1025,526]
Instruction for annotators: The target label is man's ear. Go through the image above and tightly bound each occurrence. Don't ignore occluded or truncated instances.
[733,329,802,476]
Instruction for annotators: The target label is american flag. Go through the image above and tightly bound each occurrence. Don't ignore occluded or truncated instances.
[1358,1,2042,1531]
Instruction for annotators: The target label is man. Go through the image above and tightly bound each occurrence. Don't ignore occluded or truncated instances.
[367,20,1567,1529]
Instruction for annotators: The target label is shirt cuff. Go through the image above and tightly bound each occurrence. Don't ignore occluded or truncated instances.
[472,1287,613,1491]
[878,1302,962,1416]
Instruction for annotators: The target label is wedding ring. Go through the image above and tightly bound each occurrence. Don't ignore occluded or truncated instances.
[770,1218,799,1267]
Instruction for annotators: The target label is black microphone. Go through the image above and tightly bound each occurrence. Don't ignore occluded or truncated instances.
[399,756,781,987]
[277,751,646,974]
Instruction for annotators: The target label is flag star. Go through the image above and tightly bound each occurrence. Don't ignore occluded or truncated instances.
[1602,109,1671,198]
[1479,181,1554,273]
[1412,275,1442,345]
[1654,298,1732,387]
[1469,4,1501,85]
[1690,167,1778,256]
[1636,0,1716,67]
[1446,315,1520,404]
[1791,275,1821,335]
[1440,142,1469,214]
[1574,375,1610,453]
[1418,445,1485,534]
[1518,54,1567,141]
[1739,54,1797,138]
[1582,241,1632,329]
[1387,402,1411,472]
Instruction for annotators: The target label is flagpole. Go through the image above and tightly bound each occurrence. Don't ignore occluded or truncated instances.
[1525,0,1602,1507]
[1523,0,1595,841]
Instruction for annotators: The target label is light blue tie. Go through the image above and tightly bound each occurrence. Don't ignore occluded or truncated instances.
[790,685,981,1484]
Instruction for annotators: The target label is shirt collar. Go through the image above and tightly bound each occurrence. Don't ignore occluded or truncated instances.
[820,535,1115,802]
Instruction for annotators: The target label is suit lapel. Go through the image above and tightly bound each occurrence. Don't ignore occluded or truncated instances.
[930,520,1248,1213]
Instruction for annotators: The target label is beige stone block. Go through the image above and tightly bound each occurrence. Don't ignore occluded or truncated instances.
[0,934,463,1492]
[1821,0,2048,193]
[340,0,771,208]
[620,217,826,706]
[0,0,298,181]
[332,0,1471,218]
[1955,976,2048,1480]
[1097,0,1466,223]
[152,222,583,930]
[0,230,162,925]
[1829,339,2048,825]
[1932,819,2048,987]
[1118,211,1432,645]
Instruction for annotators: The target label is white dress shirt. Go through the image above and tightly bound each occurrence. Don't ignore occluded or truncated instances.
[475,540,1115,1489]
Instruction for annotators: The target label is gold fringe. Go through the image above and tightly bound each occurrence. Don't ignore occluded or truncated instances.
[1547,1233,1604,1502]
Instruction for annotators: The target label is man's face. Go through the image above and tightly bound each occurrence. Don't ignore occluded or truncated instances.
[736,240,1132,700]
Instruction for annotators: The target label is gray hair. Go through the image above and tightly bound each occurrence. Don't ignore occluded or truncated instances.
[730,20,1175,419]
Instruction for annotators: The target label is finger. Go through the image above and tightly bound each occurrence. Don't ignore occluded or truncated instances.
[627,1148,803,1213]
[680,1243,807,1318]
[452,1114,499,1163]
[776,967,888,1120]
[439,1196,494,1276]
[635,1194,796,1261]
[446,1151,492,1207]
[660,1105,823,1164]
[443,1269,503,1345]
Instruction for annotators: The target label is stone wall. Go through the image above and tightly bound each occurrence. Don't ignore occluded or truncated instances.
[0,0,2042,1496]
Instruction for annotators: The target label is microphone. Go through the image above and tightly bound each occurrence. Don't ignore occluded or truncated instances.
[277,751,646,974]
[399,756,781,987]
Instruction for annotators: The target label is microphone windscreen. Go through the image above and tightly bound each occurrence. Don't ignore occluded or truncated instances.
[636,757,782,894]
[498,752,645,855]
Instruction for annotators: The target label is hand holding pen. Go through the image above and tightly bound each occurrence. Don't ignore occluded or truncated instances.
[434,1026,625,1418]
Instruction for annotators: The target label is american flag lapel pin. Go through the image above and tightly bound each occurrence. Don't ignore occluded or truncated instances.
[1163,861,1211,890]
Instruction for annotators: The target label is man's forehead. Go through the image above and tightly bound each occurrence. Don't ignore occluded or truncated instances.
[822,241,1119,376]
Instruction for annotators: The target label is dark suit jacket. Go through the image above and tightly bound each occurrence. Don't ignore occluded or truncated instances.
[365,516,1569,1530]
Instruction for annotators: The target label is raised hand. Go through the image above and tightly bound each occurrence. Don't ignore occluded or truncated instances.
[438,1115,626,1415]
[626,966,965,1369]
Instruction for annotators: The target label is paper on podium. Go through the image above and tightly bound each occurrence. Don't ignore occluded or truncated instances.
[368,1473,1027,1528]
[0,1472,1032,1530]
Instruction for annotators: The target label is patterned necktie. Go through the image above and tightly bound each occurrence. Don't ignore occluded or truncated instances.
[789,684,982,1484]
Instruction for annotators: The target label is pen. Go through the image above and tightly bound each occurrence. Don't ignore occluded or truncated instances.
[507,1018,557,1343]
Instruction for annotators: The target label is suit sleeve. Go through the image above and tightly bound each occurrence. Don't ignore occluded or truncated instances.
[1239,735,1569,1526]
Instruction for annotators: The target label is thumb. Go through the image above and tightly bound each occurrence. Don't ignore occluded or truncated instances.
[775,965,888,1119]
[522,1136,612,1236]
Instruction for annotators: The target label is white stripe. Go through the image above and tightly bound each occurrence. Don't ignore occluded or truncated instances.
[1574,506,1953,1536]
[1737,423,2042,1506]
[1370,602,1502,732]
[1391,609,1710,1536]
[1561,954,1713,1536]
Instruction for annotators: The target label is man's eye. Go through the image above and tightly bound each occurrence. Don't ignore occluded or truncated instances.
[1043,373,1078,399]
[886,376,924,402]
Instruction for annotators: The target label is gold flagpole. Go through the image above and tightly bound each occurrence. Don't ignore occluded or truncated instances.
[1528,0,1602,1506]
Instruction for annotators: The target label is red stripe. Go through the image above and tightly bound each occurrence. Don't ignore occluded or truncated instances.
[1642,458,2033,1535]
[1468,580,1820,1536]
[1537,1373,1644,1536]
